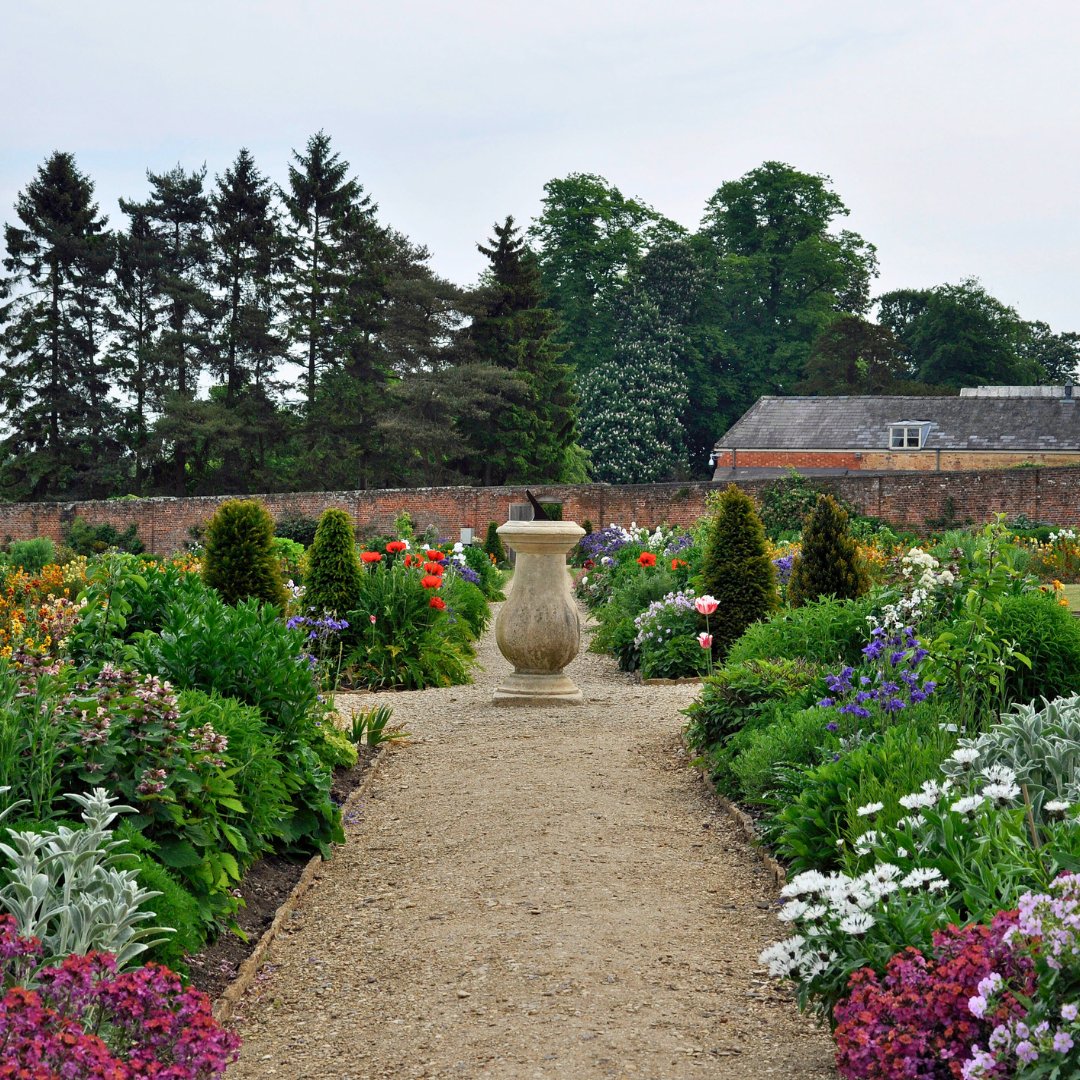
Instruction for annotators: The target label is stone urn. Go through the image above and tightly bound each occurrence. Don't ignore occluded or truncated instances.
[493,519,586,705]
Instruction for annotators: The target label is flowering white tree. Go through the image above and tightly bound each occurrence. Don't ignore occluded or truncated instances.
[577,290,688,483]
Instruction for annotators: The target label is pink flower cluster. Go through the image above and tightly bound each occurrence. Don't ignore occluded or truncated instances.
[833,912,1032,1079]
[0,916,239,1078]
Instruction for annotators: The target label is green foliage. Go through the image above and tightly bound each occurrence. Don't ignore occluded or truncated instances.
[590,565,680,672]
[771,709,956,873]
[304,509,363,617]
[274,514,319,547]
[63,517,143,556]
[787,494,870,607]
[640,633,706,681]
[272,536,306,583]
[461,543,505,600]
[539,501,563,521]
[700,485,778,658]
[202,498,287,609]
[728,705,829,806]
[989,590,1080,705]
[483,522,508,567]
[442,574,490,638]
[726,593,878,667]
[683,657,823,752]
[393,511,414,539]
[6,537,56,573]
[756,471,854,540]
[348,704,407,747]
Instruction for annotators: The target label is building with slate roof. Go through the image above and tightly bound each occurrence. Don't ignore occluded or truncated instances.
[711,385,1080,479]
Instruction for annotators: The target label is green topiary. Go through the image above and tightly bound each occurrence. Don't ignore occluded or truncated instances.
[483,521,508,567]
[787,494,869,607]
[202,499,287,609]
[700,484,779,659]
[304,509,363,617]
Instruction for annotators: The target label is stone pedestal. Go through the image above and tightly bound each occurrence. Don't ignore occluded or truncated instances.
[493,520,586,705]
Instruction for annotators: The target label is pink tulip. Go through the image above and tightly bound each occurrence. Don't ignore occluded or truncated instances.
[697,632,713,649]
[369,615,377,625]
[695,595,719,616]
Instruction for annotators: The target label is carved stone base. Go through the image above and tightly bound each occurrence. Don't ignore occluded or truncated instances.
[492,671,584,706]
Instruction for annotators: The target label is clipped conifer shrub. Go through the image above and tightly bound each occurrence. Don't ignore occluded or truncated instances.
[202,499,287,609]
[305,508,363,617]
[483,521,508,567]
[701,484,779,658]
[787,493,869,607]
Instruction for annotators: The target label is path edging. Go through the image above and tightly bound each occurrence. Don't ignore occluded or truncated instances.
[213,745,388,1024]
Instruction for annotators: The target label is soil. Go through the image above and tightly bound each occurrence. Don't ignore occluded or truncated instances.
[222,597,837,1079]
[186,746,379,1001]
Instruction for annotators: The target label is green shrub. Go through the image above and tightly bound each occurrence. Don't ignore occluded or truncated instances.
[539,501,563,521]
[787,494,869,607]
[63,517,143,557]
[483,522,508,567]
[756,471,852,540]
[6,537,56,573]
[988,590,1080,705]
[305,509,363,618]
[202,499,287,609]
[683,657,823,752]
[590,566,681,672]
[728,704,829,805]
[273,514,319,547]
[461,544,505,600]
[700,485,778,659]
[771,708,957,873]
[442,574,490,638]
[726,593,878,667]
[273,537,306,584]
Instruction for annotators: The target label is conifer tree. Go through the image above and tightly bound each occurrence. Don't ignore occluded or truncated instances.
[0,152,121,498]
[304,508,363,617]
[483,521,508,567]
[701,485,778,657]
[788,494,869,607]
[459,216,578,484]
[202,499,287,609]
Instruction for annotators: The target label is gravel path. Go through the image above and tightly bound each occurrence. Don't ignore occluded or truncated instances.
[226,598,836,1079]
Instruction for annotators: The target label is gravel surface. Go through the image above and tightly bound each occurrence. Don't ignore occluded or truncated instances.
[226,597,837,1079]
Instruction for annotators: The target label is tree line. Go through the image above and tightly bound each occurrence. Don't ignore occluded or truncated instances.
[1,139,1075,499]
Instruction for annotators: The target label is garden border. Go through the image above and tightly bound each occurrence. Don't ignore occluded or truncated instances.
[213,745,388,1024]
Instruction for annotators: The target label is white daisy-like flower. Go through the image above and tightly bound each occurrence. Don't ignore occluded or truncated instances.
[758,936,806,976]
[901,867,945,890]
[838,912,876,935]
[1046,800,1071,816]
[900,791,936,811]
[780,870,830,899]
[896,847,910,858]
[981,764,1018,786]
[950,747,980,767]
[981,781,1020,806]
[950,795,986,816]
[856,801,885,817]
[927,877,950,892]
[854,830,879,856]
[777,900,808,923]
[920,778,953,800]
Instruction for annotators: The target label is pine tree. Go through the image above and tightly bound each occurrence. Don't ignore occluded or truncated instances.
[578,287,688,483]
[202,498,288,609]
[459,215,578,484]
[701,485,778,657]
[0,152,121,498]
[304,509,363,617]
[483,521,508,567]
[788,494,869,607]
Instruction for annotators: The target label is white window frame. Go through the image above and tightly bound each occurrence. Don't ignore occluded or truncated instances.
[889,424,925,450]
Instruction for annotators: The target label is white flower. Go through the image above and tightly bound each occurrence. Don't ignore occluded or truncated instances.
[950,747,981,767]
[901,867,945,890]
[981,781,1020,806]
[950,795,986,816]
[897,813,927,830]
[939,723,959,733]
[758,936,806,977]
[900,791,936,810]
[838,912,876,935]
[921,778,953,800]
[854,830,879,856]
[896,847,910,858]
[1046,800,1071,816]
[856,801,884,817]
[777,900,808,923]
[927,877,950,892]
[780,870,830,899]
[981,764,1018,786]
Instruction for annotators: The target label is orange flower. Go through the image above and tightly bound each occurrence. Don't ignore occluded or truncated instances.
[637,552,657,567]
[422,560,444,575]
[671,558,687,570]
[429,596,446,610]
[420,575,443,589]
[404,553,421,568]
[425,549,444,561]
[386,541,407,554]
[360,551,383,563]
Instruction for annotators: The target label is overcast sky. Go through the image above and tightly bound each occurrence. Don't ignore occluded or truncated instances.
[3,0,1078,330]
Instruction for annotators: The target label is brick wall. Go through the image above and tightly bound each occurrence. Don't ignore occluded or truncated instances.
[5,468,1080,555]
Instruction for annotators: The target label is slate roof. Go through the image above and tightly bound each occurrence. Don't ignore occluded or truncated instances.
[715,395,1080,452]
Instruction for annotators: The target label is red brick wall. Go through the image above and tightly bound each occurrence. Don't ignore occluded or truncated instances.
[4,469,1080,555]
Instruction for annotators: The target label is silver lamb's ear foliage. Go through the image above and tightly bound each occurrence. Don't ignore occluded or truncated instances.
[940,693,1080,815]
[0,786,173,982]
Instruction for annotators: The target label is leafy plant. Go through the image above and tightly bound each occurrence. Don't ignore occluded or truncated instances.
[0,788,170,972]
[202,498,287,609]
[63,517,143,556]
[274,513,319,547]
[348,704,408,747]
[483,521,508,567]
[757,470,853,540]
[5,537,56,572]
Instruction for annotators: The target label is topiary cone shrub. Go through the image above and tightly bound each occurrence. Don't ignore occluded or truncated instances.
[305,508,363,617]
[483,521,508,567]
[202,498,288,609]
[701,484,779,659]
[788,493,869,607]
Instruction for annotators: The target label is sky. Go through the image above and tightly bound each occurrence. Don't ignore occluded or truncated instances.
[2,0,1079,331]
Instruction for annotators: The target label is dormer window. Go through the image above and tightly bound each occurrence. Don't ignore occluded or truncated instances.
[890,423,926,449]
